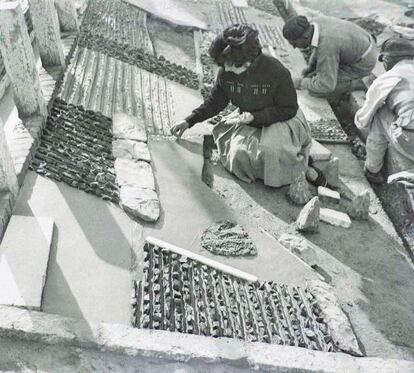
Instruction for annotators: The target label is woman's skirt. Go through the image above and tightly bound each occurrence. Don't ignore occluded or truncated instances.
[212,109,312,187]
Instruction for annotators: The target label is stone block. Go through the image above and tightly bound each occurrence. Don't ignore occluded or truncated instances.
[318,186,340,205]
[320,208,351,228]
[323,157,340,188]
[113,113,147,142]
[287,172,313,205]
[310,139,332,161]
[119,185,160,222]
[0,216,54,310]
[113,139,151,163]
[296,196,320,233]
[115,158,155,190]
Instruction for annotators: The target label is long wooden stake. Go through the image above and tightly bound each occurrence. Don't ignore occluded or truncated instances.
[145,236,258,283]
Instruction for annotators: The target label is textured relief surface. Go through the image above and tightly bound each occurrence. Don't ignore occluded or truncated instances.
[133,241,340,352]
[58,47,174,135]
[30,99,119,203]
[200,221,257,256]
[78,0,199,89]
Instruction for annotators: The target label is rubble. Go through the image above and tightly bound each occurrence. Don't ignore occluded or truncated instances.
[287,172,313,205]
[296,196,320,233]
[200,221,257,256]
[320,208,352,229]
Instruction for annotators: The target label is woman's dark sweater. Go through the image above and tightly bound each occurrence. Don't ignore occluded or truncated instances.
[185,53,298,128]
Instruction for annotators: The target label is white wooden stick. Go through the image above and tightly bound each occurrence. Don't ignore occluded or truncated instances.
[145,236,258,283]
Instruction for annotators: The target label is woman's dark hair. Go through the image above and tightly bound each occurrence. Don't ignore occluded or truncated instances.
[209,24,261,67]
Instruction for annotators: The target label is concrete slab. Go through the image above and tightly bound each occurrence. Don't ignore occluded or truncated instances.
[0,215,54,310]
[135,140,319,286]
[13,171,134,324]
[2,305,414,373]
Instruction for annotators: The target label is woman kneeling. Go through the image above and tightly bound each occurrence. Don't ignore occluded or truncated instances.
[170,24,324,187]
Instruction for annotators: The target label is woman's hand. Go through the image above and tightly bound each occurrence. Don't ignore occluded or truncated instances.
[292,77,304,90]
[170,120,190,137]
[223,111,254,126]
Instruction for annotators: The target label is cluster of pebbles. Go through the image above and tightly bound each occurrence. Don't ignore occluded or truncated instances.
[132,242,338,351]
[30,99,119,203]
[80,0,154,55]
[200,221,257,256]
[78,0,199,90]
[309,119,350,143]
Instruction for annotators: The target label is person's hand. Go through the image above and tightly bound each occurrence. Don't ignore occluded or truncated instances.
[292,77,303,90]
[390,123,408,143]
[170,120,190,137]
[388,169,414,188]
[301,65,314,77]
[223,111,254,126]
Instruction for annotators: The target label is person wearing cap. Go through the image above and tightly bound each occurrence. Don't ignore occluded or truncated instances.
[355,38,414,184]
[170,24,327,187]
[282,15,377,97]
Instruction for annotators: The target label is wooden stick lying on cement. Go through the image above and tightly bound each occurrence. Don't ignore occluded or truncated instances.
[145,236,259,283]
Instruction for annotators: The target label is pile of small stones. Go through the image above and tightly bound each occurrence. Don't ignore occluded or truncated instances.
[200,221,258,256]
[132,242,339,351]
[30,99,119,203]
[309,119,350,143]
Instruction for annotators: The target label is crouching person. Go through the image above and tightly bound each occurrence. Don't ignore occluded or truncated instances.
[170,24,326,187]
[355,38,414,184]
[282,15,377,98]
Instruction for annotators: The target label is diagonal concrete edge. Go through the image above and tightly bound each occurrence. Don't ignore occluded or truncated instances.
[1,305,413,372]
[307,280,363,357]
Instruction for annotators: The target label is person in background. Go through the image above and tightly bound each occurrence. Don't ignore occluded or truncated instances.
[282,15,377,98]
[355,38,414,184]
[170,24,327,187]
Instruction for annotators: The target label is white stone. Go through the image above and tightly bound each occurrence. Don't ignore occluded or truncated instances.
[113,139,151,163]
[296,196,320,232]
[115,159,155,190]
[0,216,54,310]
[318,186,340,204]
[320,208,351,228]
[310,139,332,161]
[119,186,160,222]
[113,113,147,142]
[279,233,317,266]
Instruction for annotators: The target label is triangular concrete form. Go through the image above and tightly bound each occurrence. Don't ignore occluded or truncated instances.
[0,215,54,310]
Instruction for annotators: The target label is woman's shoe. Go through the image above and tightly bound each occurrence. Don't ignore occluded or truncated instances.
[307,166,328,187]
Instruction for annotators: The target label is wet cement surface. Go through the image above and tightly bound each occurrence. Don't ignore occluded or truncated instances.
[13,171,134,325]
[134,139,319,286]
